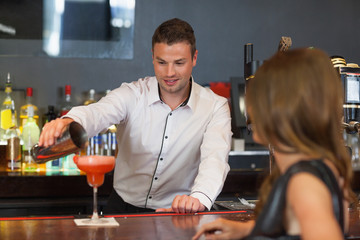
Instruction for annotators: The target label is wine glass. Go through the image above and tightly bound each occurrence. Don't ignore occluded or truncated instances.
[73,155,115,224]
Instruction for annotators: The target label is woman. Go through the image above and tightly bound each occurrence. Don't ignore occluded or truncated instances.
[193,48,355,239]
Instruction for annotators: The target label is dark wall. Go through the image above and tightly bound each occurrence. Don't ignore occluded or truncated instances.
[0,0,359,121]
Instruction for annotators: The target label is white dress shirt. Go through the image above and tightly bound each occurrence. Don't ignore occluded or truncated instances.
[66,76,232,210]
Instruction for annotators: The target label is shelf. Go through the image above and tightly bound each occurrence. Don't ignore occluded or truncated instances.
[0,171,113,198]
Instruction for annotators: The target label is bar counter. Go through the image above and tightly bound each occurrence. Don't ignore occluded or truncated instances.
[0,149,271,217]
[1,168,359,217]
[0,169,266,217]
[0,208,359,240]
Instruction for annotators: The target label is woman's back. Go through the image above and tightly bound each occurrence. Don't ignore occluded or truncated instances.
[248,159,346,239]
[285,159,349,237]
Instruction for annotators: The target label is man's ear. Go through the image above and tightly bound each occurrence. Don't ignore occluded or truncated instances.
[192,50,198,67]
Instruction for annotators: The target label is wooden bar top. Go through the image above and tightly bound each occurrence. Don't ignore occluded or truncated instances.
[0,208,359,240]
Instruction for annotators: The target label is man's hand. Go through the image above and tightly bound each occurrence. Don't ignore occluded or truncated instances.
[38,118,74,147]
[155,195,206,213]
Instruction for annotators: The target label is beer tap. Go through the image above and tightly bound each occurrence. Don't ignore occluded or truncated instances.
[343,121,360,134]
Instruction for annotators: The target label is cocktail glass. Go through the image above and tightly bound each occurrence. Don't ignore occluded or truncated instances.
[73,155,115,224]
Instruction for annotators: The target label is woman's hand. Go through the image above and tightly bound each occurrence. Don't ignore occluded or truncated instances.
[192,218,254,240]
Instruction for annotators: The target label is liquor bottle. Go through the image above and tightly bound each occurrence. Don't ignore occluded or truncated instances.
[83,89,96,105]
[47,85,73,173]
[19,88,43,171]
[43,105,61,173]
[21,106,40,172]
[60,85,76,172]
[42,105,57,128]
[82,89,101,156]
[102,90,117,156]
[109,125,117,156]
[1,73,17,141]
[5,126,21,172]
[60,85,73,116]
[19,87,39,133]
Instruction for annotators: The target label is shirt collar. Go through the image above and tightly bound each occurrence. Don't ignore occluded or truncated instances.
[149,76,195,109]
[179,78,192,107]
[185,77,197,110]
[148,77,162,106]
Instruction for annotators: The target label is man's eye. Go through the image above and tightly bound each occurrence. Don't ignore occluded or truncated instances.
[158,61,166,65]
[176,62,185,65]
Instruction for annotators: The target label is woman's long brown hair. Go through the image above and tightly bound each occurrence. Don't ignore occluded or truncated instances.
[245,48,354,215]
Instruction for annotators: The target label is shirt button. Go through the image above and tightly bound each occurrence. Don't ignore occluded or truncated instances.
[170,113,172,116]
[165,136,168,139]
[155,177,158,180]
[149,196,152,199]
[160,158,163,161]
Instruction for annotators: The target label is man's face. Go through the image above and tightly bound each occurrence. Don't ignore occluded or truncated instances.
[152,42,198,97]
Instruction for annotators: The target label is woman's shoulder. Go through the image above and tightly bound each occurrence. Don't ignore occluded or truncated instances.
[287,171,333,206]
[285,161,345,238]
[286,159,339,208]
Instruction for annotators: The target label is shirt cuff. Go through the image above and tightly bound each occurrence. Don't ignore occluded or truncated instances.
[190,191,212,210]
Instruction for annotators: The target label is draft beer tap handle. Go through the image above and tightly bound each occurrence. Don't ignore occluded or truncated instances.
[343,121,360,134]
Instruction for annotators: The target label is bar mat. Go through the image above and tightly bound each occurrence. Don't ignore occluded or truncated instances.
[214,200,256,210]
[74,217,119,227]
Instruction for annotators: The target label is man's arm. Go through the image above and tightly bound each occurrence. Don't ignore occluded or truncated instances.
[190,97,232,210]
[157,96,232,213]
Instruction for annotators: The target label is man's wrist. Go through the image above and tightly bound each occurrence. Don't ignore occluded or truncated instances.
[190,192,212,210]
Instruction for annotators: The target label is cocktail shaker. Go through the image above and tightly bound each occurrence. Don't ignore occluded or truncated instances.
[32,122,88,163]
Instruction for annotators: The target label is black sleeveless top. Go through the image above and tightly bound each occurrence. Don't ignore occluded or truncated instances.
[246,160,344,240]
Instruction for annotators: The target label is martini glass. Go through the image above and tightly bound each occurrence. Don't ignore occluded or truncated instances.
[73,155,115,224]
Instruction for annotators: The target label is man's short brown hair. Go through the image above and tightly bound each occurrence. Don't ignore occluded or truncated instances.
[152,18,196,58]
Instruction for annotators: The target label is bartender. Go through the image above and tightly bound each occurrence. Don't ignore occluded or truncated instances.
[39,18,232,214]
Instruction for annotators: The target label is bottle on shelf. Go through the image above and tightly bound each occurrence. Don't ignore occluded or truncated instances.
[82,89,102,156]
[60,85,77,173]
[60,85,73,116]
[42,105,57,128]
[43,105,60,173]
[1,73,18,141]
[102,89,117,157]
[19,87,39,133]
[84,89,96,106]
[107,125,117,156]
[5,126,21,172]
[21,106,40,172]
[46,86,73,173]
[40,105,57,172]
[19,87,44,171]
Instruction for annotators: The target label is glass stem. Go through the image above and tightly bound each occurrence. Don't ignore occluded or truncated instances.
[91,186,99,220]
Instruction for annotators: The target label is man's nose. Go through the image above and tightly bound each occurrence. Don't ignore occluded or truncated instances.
[166,64,175,76]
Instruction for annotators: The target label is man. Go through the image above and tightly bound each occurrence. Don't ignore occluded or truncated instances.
[39,18,232,213]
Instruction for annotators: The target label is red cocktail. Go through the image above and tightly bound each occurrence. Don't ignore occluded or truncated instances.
[73,155,115,223]
[74,155,115,187]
